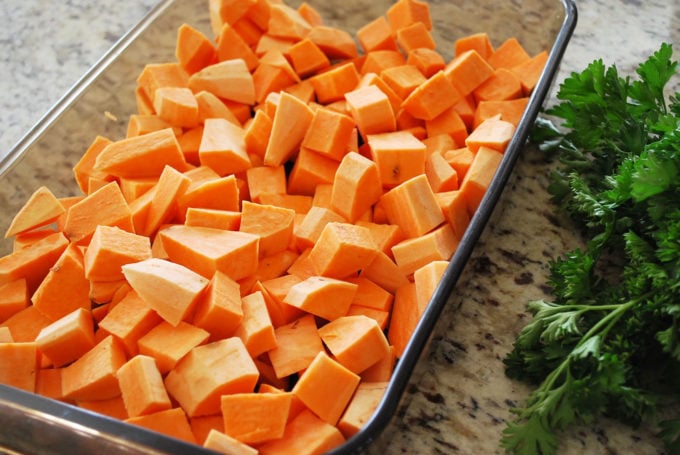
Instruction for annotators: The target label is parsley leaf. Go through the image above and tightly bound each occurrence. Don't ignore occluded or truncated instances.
[502,43,680,455]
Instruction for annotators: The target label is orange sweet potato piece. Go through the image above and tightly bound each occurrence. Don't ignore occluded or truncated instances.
[288,37,331,78]
[293,206,346,251]
[97,289,163,357]
[4,186,65,239]
[188,59,256,105]
[184,208,241,231]
[401,70,462,121]
[425,150,459,192]
[473,97,529,129]
[292,351,360,425]
[137,62,189,103]
[244,109,273,158]
[406,47,446,78]
[259,408,345,454]
[309,62,360,104]
[0,306,52,343]
[32,243,90,322]
[62,182,134,245]
[204,429,258,455]
[176,23,217,74]
[159,224,259,281]
[234,290,277,358]
[191,271,243,341]
[72,136,113,195]
[283,275,357,321]
[286,148,339,196]
[337,381,387,438]
[444,49,495,97]
[387,281,417,358]
[195,90,242,125]
[454,32,494,59]
[137,320,210,375]
[221,392,292,445]
[357,16,398,53]
[216,23,259,72]
[306,25,358,60]
[126,407,196,444]
[487,36,531,70]
[93,128,187,179]
[330,152,383,223]
[84,225,151,282]
[122,258,209,327]
[318,314,390,374]
[395,21,436,53]
[465,115,516,153]
[473,67,523,102]
[366,130,426,188]
[379,174,445,238]
[0,342,38,392]
[511,50,549,95]
[0,231,68,293]
[268,3,312,40]
[385,0,432,32]
[153,86,200,128]
[268,313,323,379]
[391,224,459,276]
[301,107,355,162]
[199,118,252,176]
[345,85,396,139]
[413,259,449,316]
[436,190,471,239]
[164,337,259,417]
[0,279,28,323]
[117,354,172,418]
[307,222,379,279]
[459,145,504,215]
[61,335,127,401]
[208,0,257,35]
[239,201,295,257]
[264,91,314,167]
[35,308,96,368]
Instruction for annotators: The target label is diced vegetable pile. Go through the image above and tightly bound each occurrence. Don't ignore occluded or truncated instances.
[0,0,546,453]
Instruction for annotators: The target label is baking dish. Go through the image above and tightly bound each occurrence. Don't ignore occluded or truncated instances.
[0,0,577,452]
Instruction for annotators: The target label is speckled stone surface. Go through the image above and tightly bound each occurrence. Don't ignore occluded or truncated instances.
[0,0,679,454]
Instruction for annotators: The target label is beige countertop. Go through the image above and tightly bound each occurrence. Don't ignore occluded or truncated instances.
[0,0,679,454]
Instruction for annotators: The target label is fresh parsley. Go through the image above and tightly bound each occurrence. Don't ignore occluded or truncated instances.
[501,43,680,455]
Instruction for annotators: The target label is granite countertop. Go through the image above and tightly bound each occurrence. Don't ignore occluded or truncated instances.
[0,0,678,454]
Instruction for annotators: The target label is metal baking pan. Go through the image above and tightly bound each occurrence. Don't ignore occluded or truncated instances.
[0,0,577,453]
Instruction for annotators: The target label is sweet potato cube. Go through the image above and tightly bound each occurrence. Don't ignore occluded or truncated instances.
[32,243,91,322]
[268,314,324,379]
[318,315,390,374]
[191,271,243,341]
[35,308,96,368]
[137,320,210,374]
[84,225,152,282]
[283,276,358,321]
[367,130,426,188]
[292,351,360,425]
[122,258,209,327]
[118,354,172,418]
[379,174,445,239]
[221,392,293,444]
[164,337,259,417]
[0,342,39,392]
[307,222,379,279]
[159,224,260,281]
[61,335,127,401]
[4,186,65,239]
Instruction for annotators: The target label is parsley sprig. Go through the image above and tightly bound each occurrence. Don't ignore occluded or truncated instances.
[501,43,680,454]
